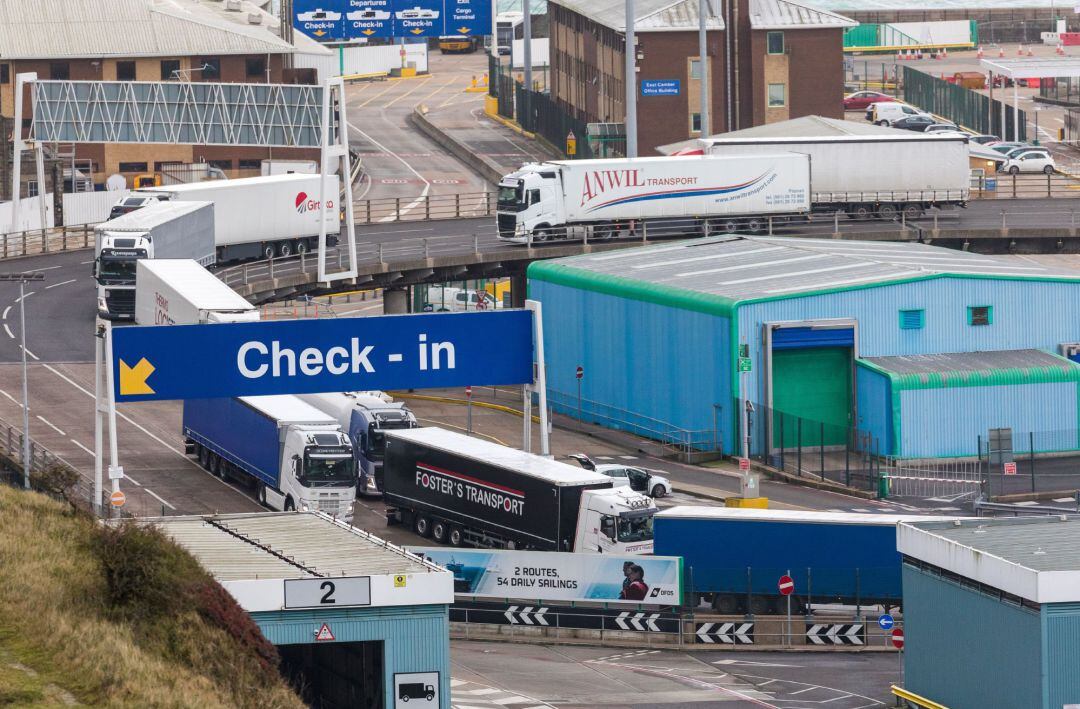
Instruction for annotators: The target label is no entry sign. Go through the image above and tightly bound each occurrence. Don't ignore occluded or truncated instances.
[891,627,905,649]
[778,574,794,596]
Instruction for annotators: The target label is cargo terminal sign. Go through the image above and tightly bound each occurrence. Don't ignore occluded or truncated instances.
[294,0,492,40]
[110,310,534,402]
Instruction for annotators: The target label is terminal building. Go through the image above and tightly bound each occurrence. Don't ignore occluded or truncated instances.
[155,511,454,708]
[898,516,1080,708]
[528,236,1080,460]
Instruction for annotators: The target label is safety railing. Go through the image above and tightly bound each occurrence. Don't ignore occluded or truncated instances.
[354,190,495,223]
[0,223,96,259]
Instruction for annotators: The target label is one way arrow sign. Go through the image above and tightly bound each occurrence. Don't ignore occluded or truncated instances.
[614,611,661,632]
[806,623,864,646]
[503,605,549,626]
[695,622,754,644]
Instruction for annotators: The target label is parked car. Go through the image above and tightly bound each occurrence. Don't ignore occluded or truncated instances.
[990,142,1031,155]
[923,123,962,134]
[990,75,1015,88]
[568,454,673,499]
[1004,146,1050,160]
[107,193,165,220]
[1000,149,1056,175]
[891,115,940,132]
[843,91,897,111]
[969,134,1000,145]
[866,102,930,126]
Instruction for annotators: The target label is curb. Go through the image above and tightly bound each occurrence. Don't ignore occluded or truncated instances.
[482,107,537,139]
[754,464,878,500]
[408,108,503,186]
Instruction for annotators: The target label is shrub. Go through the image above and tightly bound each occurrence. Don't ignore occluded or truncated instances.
[28,461,81,507]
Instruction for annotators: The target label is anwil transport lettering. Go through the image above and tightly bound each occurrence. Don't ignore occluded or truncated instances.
[415,463,525,515]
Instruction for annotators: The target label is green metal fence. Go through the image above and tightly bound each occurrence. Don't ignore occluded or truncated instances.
[515,86,594,159]
[903,65,1025,141]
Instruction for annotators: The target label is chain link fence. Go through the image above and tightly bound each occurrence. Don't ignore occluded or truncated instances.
[903,65,1026,141]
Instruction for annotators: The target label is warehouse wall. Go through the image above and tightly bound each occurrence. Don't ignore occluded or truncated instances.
[854,362,893,455]
[529,279,734,451]
[1045,603,1080,708]
[898,382,1079,458]
[902,563,1043,709]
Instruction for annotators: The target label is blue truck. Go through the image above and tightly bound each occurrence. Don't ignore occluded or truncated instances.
[654,507,947,614]
[183,395,358,521]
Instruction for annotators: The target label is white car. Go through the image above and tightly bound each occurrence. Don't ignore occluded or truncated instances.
[1000,149,1056,175]
[297,9,341,21]
[347,9,390,20]
[396,6,439,19]
[569,454,673,498]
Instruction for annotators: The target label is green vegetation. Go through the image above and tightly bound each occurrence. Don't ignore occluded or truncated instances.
[0,483,304,708]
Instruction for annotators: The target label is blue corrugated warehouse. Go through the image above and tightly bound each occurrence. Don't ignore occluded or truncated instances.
[527,235,1080,459]
[898,516,1080,708]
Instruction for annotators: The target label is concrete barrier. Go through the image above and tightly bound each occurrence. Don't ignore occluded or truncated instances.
[409,108,504,186]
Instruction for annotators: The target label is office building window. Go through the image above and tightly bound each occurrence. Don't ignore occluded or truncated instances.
[246,57,267,79]
[768,83,786,107]
[691,113,702,133]
[161,60,181,80]
[199,57,221,80]
[116,61,136,81]
[767,31,785,55]
[50,62,70,81]
[689,59,702,80]
[118,162,148,173]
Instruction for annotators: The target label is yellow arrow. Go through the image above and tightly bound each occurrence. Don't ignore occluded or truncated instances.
[411,28,423,35]
[314,29,326,36]
[362,29,376,35]
[458,27,471,34]
[119,358,155,396]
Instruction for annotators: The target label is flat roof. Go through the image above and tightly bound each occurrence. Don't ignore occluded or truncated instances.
[236,395,338,427]
[529,236,1080,304]
[899,516,1080,604]
[387,427,610,486]
[980,57,1080,80]
[657,506,955,525]
[864,349,1080,382]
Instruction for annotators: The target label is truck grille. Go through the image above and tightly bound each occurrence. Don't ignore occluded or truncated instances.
[497,213,517,238]
[313,493,348,518]
[105,290,135,316]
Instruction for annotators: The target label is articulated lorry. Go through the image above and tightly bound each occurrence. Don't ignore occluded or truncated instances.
[94,201,215,320]
[655,507,956,613]
[135,259,259,326]
[496,153,811,244]
[383,427,657,553]
[183,396,357,521]
[695,134,970,219]
[297,391,419,497]
[135,173,340,262]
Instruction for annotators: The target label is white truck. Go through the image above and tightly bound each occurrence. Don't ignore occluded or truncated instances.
[183,395,357,521]
[93,201,215,320]
[134,259,259,326]
[298,392,419,497]
[135,173,340,262]
[496,153,811,244]
[698,134,970,220]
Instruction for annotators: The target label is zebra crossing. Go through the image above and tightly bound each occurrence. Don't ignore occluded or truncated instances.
[450,679,552,709]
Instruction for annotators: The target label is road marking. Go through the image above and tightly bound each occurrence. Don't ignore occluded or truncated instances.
[23,348,39,361]
[22,264,63,272]
[0,388,22,407]
[1054,497,1076,503]
[35,415,64,436]
[143,487,176,510]
[347,120,431,222]
[70,439,94,456]
[45,279,77,290]
[80,260,94,265]
[595,660,779,708]
[355,81,400,108]
[417,416,506,446]
[14,291,34,302]
[1,306,9,320]
[3,324,12,339]
[381,73,437,108]
[1012,500,1040,506]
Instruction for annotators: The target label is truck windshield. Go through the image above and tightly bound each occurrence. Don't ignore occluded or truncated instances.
[497,184,524,211]
[617,515,654,543]
[303,453,355,486]
[365,420,415,460]
[98,257,138,282]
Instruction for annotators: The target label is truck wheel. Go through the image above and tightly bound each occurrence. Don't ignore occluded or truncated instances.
[296,240,309,255]
[877,203,898,221]
[284,497,295,512]
[851,204,873,221]
[279,241,293,257]
[262,243,275,260]
[414,515,431,537]
[902,203,923,220]
[256,483,267,507]
[719,219,739,234]
[650,484,666,499]
[745,217,766,234]
[197,444,209,469]
[448,525,463,546]
[532,228,550,242]
[431,520,448,543]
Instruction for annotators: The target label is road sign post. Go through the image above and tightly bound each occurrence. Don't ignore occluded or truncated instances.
[566,131,577,157]
[466,385,473,435]
[892,626,904,685]
[576,365,583,423]
[779,573,794,646]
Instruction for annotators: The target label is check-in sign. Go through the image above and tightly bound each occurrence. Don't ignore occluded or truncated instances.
[111,310,534,402]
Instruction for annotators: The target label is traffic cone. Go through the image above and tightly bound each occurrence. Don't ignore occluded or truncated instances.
[999,46,1005,58]
[1028,46,1035,57]
[916,48,923,60]
[1058,43,1066,56]
[941,47,948,59]
[977,45,984,59]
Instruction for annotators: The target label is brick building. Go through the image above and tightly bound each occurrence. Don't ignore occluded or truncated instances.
[549,0,855,155]
[0,0,324,192]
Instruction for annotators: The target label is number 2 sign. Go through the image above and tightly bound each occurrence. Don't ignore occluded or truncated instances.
[284,576,372,609]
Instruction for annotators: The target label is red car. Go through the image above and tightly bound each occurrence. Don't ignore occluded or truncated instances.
[843,91,897,111]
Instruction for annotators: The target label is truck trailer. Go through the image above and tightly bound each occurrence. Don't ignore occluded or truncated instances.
[496,153,811,244]
[383,427,657,554]
[135,259,259,326]
[183,396,357,521]
[699,134,970,219]
[297,391,418,497]
[136,173,340,262]
[94,200,215,320]
[654,507,955,613]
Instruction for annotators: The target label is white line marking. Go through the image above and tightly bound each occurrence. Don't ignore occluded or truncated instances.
[4,324,12,339]
[45,279,77,290]
[788,687,819,695]
[348,120,431,222]
[1,306,9,320]
[24,348,38,361]
[0,389,21,407]
[1012,500,1039,506]
[35,415,64,436]
[143,487,176,510]
[14,291,34,302]
[70,439,94,456]
[1054,497,1075,503]
[22,265,62,272]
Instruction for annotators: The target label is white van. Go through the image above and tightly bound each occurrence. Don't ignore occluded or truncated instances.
[867,102,930,126]
[424,287,497,312]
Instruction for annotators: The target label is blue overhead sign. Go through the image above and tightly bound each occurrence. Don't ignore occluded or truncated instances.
[111,310,534,402]
[295,0,492,40]
[640,80,681,97]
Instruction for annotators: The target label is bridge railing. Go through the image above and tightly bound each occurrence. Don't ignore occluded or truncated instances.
[354,191,495,223]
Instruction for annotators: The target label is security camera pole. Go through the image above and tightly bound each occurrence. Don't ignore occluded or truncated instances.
[0,272,45,489]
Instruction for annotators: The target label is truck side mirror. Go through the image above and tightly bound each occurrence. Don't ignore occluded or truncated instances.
[290,455,299,476]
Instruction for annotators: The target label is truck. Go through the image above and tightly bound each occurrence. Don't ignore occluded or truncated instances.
[297,391,419,497]
[134,259,259,326]
[94,200,215,320]
[135,173,341,262]
[654,508,957,613]
[697,134,970,220]
[183,395,357,521]
[382,427,657,554]
[496,153,811,244]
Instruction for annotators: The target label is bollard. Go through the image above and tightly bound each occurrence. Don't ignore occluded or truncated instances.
[455,193,461,218]
[269,256,275,279]
[1001,210,1007,232]
[473,234,479,253]
[425,195,431,220]
[377,242,384,263]
[395,197,401,221]
[243,264,250,285]
[833,211,840,237]
[365,199,373,224]
[423,238,429,259]
[933,211,938,231]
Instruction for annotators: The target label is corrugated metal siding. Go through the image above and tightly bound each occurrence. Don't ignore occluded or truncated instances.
[252,605,451,708]
[1045,604,1080,708]
[898,383,1078,457]
[855,362,894,455]
[530,278,734,451]
[748,0,856,29]
[903,564,1043,709]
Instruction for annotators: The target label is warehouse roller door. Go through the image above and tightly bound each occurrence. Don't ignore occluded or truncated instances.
[772,347,852,447]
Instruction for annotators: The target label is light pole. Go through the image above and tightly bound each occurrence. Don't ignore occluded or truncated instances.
[0,272,45,488]
[625,0,638,157]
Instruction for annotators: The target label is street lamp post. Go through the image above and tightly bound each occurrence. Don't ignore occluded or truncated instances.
[0,272,45,489]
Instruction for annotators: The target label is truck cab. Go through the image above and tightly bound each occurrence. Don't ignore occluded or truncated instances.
[497,164,562,243]
[575,487,657,554]
[349,399,417,496]
[93,232,149,320]
[268,426,357,521]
